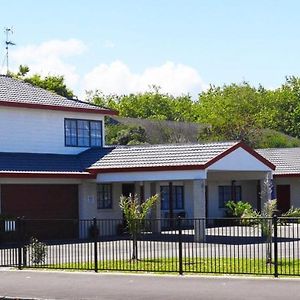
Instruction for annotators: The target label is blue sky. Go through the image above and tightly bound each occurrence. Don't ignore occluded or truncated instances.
[1,0,300,98]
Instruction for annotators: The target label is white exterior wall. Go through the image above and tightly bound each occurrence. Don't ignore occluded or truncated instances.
[0,106,105,154]
[207,180,258,218]
[273,177,300,208]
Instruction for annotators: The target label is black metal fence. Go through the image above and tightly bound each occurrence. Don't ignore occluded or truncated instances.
[1,216,300,277]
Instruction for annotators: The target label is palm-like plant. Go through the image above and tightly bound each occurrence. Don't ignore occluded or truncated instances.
[120,194,158,260]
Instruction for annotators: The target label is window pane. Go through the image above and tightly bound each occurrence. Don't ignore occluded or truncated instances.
[97,184,112,209]
[65,120,77,146]
[160,186,169,210]
[77,120,90,146]
[90,121,102,147]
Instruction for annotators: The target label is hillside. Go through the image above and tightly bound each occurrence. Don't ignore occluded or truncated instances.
[106,117,300,148]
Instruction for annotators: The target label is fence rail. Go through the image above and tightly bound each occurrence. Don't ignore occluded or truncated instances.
[0,216,300,277]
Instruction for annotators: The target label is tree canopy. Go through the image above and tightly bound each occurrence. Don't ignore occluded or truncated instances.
[89,78,300,148]
[10,65,75,99]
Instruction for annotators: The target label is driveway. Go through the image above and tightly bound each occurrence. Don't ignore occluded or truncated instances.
[0,269,299,300]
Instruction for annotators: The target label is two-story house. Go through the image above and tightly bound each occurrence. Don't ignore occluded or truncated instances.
[0,75,277,240]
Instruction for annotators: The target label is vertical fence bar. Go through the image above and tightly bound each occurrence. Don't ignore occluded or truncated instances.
[178,217,183,275]
[17,217,22,270]
[273,215,278,278]
[93,218,98,273]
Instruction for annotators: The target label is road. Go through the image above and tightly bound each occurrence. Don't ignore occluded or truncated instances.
[0,269,299,300]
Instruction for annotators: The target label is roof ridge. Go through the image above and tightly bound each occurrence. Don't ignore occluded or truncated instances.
[114,141,239,149]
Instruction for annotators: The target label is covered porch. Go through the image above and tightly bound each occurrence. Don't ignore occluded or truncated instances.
[79,141,275,241]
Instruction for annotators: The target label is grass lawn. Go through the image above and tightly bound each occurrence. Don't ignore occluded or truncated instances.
[43,257,300,276]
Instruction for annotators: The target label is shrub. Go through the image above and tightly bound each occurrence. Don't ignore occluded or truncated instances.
[27,237,47,265]
[225,201,253,217]
[282,206,300,218]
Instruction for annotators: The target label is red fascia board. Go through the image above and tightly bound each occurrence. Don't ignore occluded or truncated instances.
[203,141,276,170]
[88,164,205,174]
[0,100,118,116]
[274,173,300,178]
[0,172,96,179]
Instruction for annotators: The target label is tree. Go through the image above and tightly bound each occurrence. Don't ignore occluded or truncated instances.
[120,194,158,260]
[196,82,266,147]
[10,65,75,99]
[106,124,147,145]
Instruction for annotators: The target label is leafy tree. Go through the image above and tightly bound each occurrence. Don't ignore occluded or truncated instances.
[10,65,75,99]
[196,82,266,147]
[120,194,158,260]
[106,124,147,145]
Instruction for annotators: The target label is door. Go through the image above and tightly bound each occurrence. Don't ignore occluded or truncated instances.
[1,184,79,240]
[122,184,135,197]
[276,185,291,213]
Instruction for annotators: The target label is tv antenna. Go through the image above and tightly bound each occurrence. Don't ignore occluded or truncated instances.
[4,27,16,75]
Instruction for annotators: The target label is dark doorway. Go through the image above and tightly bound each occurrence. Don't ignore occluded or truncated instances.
[276,185,291,213]
[122,183,135,198]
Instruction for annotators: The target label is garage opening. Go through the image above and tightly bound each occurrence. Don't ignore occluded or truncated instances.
[1,184,79,241]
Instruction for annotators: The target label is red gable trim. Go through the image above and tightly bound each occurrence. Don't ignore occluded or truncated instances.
[0,100,118,116]
[0,172,96,179]
[203,141,276,170]
[89,164,204,174]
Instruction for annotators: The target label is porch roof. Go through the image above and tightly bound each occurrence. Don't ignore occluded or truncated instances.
[89,141,275,173]
[257,147,300,176]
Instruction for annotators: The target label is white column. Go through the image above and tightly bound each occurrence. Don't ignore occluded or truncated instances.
[260,172,273,210]
[193,179,206,242]
[151,182,161,233]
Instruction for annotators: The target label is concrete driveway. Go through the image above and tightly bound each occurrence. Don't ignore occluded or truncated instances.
[0,269,299,300]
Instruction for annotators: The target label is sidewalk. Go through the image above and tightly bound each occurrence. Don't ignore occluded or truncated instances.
[0,269,299,300]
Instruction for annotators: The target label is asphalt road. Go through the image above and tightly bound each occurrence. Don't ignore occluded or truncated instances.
[0,269,299,300]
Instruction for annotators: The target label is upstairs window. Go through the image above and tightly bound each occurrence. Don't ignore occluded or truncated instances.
[65,119,102,147]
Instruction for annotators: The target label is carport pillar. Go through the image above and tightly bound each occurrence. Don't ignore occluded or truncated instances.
[151,182,161,233]
[193,179,206,242]
[260,172,273,210]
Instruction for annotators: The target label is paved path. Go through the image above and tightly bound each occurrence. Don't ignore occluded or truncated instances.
[0,269,299,300]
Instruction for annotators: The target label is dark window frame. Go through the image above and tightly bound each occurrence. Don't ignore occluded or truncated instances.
[218,185,242,208]
[64,118,103,147]
[97,184,113,209]
[161,185,184,210]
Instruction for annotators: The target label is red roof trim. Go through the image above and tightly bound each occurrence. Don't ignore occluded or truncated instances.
[88,164,204,174]
[0,100,118,116]
[274,173,300,178]
[203,141,276,170]
[0,172,96,179]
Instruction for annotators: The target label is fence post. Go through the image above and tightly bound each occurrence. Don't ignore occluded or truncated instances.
[178,217,183,275]
[273,215,278,278]
[93,218,98,273]
[17,217,22,270]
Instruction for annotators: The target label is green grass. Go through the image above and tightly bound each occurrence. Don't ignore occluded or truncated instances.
[43,257,300,276]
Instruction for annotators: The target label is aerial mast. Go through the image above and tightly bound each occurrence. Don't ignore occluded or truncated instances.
[4,27,16,75]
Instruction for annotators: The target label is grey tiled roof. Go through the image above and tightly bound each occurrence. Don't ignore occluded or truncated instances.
[0,75,114,114]
[89,141,239,169]
[257,148,300,175]
[0,147,114,173]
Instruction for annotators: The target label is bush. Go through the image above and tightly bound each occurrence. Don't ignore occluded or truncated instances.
[282,206,300,218]
[27,237,47,265]
[225,201,253,217]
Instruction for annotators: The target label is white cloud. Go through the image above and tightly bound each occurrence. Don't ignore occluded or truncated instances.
[9,39,87,87]
[2,38,207,98]
[103,40,115,48]
[83,61,206,97]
